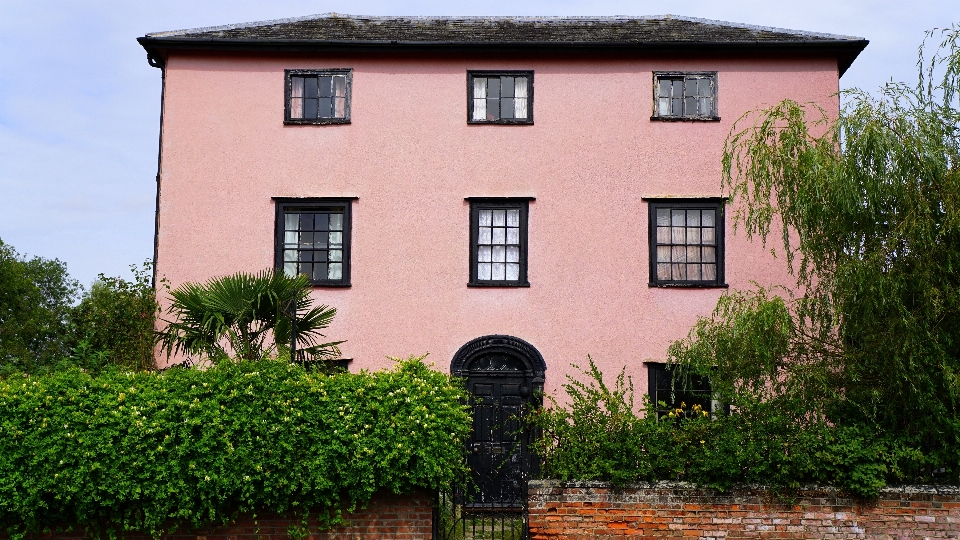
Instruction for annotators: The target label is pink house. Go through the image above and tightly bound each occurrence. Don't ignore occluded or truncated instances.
[137,13,865,516]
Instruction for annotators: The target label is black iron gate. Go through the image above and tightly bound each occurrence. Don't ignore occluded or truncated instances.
[437,336,545,540]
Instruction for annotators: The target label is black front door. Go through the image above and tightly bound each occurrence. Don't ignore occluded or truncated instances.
[465,364,533,507]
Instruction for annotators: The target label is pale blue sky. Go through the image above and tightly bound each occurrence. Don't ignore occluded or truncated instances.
[0,0,953,287]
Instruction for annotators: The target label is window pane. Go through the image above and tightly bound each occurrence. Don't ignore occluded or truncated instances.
[672,263,686,280]
[506,263,520,281]
[657,263,671,280]
[671,226,685,244]
[506,246,520,263]
[334,97,346,118]
[699,97,711,116]
[299,214,313,230]
[687,246,701,263]
[506,209,520,227]
[501,98,515,119]
[329,213,343,230]
[284,231,297,245]
[329,249,342,262]
[688,228,701,244]
[685,97,697,114]
[290,98,304,119]
[492,210,506,227]
[328,263,342,280]
[658,98,670,116]
[317,76,333,98]
[492,227,505,244]
[656,208,670,226]
[479,227,492,244]
[672,246,686,263]
[684,79,698,97]
[478,263,492,280]
[702,247,716,263]
[687,210,701,227]
[492,262,506,280]
[486,98,500,120]
[304,98,318,119]
[702,210,715,226]
[492,246,506,262]
[657,246,671,262]
[703,264,717,280]
[315,213,329,231]
[317,98,333,118]
[283,262,297,276]
[314,234,327,249]
[299,232,313,248]
[479,210,492,226]
[332,75,347,97]
[702,228,716,245]
[312,263,327,281]
[291,77,305,98]
[506,228,519,244]
[283,249,297,262]
[672,97,682,116]
[657,226,670,244]
[487,78,500,99]
[303,77,318,99]
[300,263,313,278]
[687,263,702,280]
[659,79,673,97]
[314,251,328,262]
[671,209,685,227]
[285,213,298,230]
[501,77,515,97]
[515,97,528,119]
[478,246,492,262]
[329,232,343,246]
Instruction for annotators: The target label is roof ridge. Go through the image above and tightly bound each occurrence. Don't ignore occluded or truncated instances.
[146,13,865,42]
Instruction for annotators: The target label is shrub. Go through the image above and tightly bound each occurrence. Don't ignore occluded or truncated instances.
[530,359,925,497]
[67,264,159,372]
[0,355,470,539]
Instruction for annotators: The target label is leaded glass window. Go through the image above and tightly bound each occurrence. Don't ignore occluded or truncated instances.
[275,199,352,286]
[285,69,351,124]
[648,200,724,286]
[468,72,533,124]
[653,72,717,119]
[469,200,529,286]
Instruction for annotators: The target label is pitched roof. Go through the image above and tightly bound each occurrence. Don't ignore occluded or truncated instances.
[138,14,868,75]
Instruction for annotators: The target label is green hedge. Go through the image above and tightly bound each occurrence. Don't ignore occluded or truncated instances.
[0,356,470,538]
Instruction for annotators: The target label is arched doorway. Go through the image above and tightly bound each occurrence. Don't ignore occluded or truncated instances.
[448,335,545,534]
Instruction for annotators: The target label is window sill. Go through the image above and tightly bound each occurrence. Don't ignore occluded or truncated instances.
[648,282,728,289]
[650,116,721,122]
[284,118,351,125]
[468,281,531,288]
[467,120,534,125]
[309,282,352,288]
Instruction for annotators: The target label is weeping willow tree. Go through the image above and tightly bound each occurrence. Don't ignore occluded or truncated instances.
[669,27,960,479]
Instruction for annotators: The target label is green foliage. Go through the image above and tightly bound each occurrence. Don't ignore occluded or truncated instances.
[158,269,342,363]
[0,355,470,538]
[0,239,80,375]
[531,360,923,497]
[658,26,960,487]
[67,264,159,372]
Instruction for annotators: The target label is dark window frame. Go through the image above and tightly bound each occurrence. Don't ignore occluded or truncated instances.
[467,71,535,125]
[651,71,719,122]
[468,198,531,287]
[273,197,355,287]
[646,362,726,419]
[284,69,353,125]
[647,198,727,288]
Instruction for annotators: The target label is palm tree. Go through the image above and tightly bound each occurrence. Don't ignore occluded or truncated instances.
[157,269,342,363]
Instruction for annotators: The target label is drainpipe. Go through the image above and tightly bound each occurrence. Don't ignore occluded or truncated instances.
[146,50,166,289]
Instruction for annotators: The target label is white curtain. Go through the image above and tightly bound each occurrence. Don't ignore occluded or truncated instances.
[472,78,487,120]
[514,77,528,119]
[290,77,304,119]
[332,76,347,118]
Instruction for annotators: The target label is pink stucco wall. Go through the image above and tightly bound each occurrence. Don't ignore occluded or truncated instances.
[155,49,839,397]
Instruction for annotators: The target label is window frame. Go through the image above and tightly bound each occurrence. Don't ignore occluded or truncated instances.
[284,69,353,125]
[650,71,719,121]
[273,197,355,287]
[647,198,727,288]
[467,198,531,287]
[466,71,535,125]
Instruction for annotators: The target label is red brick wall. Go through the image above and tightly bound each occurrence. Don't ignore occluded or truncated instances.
[528,480,960,539]
[8,490,432,540]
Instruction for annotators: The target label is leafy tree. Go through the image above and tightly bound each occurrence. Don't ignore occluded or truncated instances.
[668,27,960,482]
[158,269,342,363]
[68,263,159,372]
[0,238,79,374]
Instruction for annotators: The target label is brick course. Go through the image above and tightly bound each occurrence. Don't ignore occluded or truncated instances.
[528,480,960,539]
[4,490,432,540]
